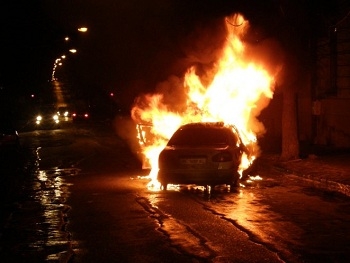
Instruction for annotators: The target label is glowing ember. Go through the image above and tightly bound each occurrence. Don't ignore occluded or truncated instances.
[131,14,275,189]
[249,175,263,181]
[245,175,263,184]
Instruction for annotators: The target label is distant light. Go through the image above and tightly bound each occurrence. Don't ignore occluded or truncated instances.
[31,94,35,98]
[69,49,77,53]
[65,36,69,41]
[78,27,88,32]
[61,55,66,59]
[110,92,114,97]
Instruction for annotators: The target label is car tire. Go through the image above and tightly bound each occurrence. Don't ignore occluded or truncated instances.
[229,180,238,188]
[160,182,168,191]
[204,185,215,195]
[229,173,239,191]
[242,158,259,179]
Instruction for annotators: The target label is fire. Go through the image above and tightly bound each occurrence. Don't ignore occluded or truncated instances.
[131,14,275,189]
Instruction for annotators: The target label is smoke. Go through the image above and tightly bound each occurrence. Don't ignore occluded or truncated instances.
[129,16,229,123]
[244,39,285,84]
[113,115,142,159]
[243,38,284,137]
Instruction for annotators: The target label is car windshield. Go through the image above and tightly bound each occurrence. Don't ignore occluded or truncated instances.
[58,107,69,112]
[167,127,230,146]
[35,105,56,115]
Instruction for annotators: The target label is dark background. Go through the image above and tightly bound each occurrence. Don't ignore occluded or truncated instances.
[0,1,340,114]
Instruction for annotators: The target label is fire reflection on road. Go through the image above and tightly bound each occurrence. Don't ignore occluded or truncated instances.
[144,174,304,262]
[205,186,304,260]
[2,148,80,262]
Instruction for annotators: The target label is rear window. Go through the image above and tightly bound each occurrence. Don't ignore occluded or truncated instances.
[167,127,231,146]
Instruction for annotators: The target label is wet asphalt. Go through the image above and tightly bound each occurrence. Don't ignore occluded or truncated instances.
[1,136,350,262]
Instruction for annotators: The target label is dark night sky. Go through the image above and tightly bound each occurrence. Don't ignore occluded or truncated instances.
[0,0,341,110]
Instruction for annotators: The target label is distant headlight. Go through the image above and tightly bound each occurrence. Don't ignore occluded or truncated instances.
[53,114,60,123]
[36,115,42,124]
[64,111,69,117]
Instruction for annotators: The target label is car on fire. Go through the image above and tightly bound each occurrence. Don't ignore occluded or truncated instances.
[157,122,250,191]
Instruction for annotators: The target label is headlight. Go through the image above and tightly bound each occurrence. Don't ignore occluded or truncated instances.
[53,114,60,123]
[36,115,42,124]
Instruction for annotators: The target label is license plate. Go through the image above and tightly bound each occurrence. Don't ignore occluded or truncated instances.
[180,158,206,165]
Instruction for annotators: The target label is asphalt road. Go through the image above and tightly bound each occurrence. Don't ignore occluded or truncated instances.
[1,121,350,263]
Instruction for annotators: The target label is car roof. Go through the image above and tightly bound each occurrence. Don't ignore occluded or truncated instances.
[179,122,228,130]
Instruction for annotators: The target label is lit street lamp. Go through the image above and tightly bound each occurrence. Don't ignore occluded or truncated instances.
[50,27,88,81]
[78,27,88,32]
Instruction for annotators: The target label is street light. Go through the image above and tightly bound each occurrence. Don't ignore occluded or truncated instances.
[50,27,88,81]
[78,27,88,32]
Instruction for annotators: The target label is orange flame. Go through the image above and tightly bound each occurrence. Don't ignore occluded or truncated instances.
[131,14,275,189]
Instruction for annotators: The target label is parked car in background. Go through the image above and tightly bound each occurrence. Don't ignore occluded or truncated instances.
[71,108,90,122]
[157,122,250,191]
[0,123,20,150]
[0,119,22,168]
[56,106,72,122]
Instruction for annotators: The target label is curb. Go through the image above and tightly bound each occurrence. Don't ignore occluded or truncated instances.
[274,164,350,198]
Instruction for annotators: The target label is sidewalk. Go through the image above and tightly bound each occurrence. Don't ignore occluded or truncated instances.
[261,151,350,197]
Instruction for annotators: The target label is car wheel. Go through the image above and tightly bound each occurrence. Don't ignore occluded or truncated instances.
[229,174,239,192]
[242,158,259,179]
[160,182,168,191]
[204,185,215,195]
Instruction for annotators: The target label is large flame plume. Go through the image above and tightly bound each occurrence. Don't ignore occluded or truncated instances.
[131,14,276,188]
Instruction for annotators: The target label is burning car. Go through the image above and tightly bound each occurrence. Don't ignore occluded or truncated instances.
[157,122,249,190]
[131,14,274,191]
